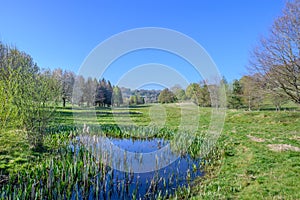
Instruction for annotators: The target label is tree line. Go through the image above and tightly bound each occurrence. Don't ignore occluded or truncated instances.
[52,69,123,108]
[158,75,296,111]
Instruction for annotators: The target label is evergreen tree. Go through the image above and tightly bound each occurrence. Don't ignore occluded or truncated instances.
[228,79,243,109]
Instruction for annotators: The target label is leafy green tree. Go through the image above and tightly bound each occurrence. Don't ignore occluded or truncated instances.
[186,83,201,105]
[171,85,187,102]
[23,70,60,149]
[129,94,144,105]
[0,43,59,149]
[112,86,123,107]
[0,67,21,129]
[158,88,177,104]
[129,95,138,105]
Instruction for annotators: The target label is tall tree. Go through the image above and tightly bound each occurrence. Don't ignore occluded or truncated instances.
[95,84,105,107]
[62,70,75,107]
[249,0,300,104]
[104,80,113,107]
[228,79,243,109]
[112,86,123,107]
[200,81,211,107]
[73,75,85,106]
[240,75,264,110]
[84,77,97,107]
[0,43,59,149]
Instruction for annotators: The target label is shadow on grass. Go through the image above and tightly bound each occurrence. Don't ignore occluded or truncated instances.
[128,105,151,108]
[55,110,142,118]
[259,107,299,111]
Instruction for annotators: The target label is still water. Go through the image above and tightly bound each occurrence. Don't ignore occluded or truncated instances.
[70,136,204,199]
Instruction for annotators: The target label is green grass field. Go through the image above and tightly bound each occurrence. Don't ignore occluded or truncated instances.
[193,109,300,199]
[1,104,300,199]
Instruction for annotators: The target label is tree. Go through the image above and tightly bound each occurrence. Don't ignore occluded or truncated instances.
[112,86,123,107]
[228,79,243,109]
[158,88,177,104]
[171,85,187,102]
[73,75,85,106]
[52,69,75,107]
[129,94,144,105]
[186,83,201,105]
[84,77,97,107]
[200,82,211,107]
[249,0,300,104]
[95,78,113,107]
[0,43,59,149]
[104,80,113,107]
[129,95,138,105]
[62,70,75,107]
[23,70,60,149]
[240,75,264,110]
[267,90,289,111]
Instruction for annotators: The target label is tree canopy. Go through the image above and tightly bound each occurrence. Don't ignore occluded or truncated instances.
[158,88,177,104]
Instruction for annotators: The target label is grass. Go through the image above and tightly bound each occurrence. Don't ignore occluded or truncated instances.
[193,109,300,199]
[1,103,300,199]
[0,129,38,174]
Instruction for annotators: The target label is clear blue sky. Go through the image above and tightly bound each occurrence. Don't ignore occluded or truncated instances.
[0,0,285,87]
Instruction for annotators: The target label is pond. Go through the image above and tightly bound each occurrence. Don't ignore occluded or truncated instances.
[70,135,204,199]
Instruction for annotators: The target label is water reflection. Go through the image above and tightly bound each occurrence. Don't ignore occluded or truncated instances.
[70,136,204,199]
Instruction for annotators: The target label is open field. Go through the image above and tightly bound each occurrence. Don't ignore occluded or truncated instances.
[1,104,300,199]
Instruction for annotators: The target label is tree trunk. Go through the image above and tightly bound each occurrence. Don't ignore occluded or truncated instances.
[63,98,66,107]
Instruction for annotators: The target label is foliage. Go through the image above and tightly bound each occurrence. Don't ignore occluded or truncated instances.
[171,84,187,102]
[158,88,177,104]
[227,79,243,109]
[129,94,145,105]
[94,78,113,107]
[52,69,75,107]
[112,86,123,107]
[186,83,201,105]
[186,82,211,106]
[0,42,60,149]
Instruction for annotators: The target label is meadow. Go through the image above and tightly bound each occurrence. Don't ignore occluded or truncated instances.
[0,104,299,199]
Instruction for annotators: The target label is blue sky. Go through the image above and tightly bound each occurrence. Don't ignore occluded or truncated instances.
[0,0,285,88]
